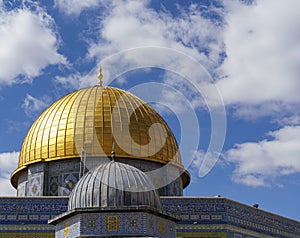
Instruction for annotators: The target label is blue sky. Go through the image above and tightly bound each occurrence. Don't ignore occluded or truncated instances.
[0,0,300,220]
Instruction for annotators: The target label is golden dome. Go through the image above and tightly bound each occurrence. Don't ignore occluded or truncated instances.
[11,86,188,188]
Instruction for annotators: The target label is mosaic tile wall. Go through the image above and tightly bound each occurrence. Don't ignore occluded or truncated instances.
[1,196,300,237]
[0,197,68,216]
[55,214,80,238]
[48,160,80,196]
[145,212,176,237]
[17,158,184,197]
[161,197,300,238]
[0,197,68,237]
[28,163,46,196]
[175,223,268,238]
[16,171,27,197]
[55,211,176,238]
[0,232,54,238]
[17,160,80,197]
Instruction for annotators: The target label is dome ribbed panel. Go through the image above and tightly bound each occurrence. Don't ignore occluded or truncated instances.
[68,161,161,211]
[15,86,181,169]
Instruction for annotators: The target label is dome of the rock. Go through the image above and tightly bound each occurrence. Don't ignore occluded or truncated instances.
[11,85,190,196]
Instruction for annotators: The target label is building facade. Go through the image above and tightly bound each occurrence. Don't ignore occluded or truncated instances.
[1,196,300,237]
[1,82,299,237]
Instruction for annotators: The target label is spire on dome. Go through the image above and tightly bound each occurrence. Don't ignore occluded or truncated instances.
[98,65,103,86]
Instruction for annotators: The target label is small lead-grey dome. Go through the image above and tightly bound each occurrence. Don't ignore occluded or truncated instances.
[68,161,161,211]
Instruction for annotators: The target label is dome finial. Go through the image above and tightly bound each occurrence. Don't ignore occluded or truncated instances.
[98,65,103,86]
[111,142,115,161]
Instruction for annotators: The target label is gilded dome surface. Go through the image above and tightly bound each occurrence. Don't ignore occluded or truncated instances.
[11,86,184,187]
[68,161,161,210]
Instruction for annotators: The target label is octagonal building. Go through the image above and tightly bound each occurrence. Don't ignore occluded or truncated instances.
[2,76,300,238]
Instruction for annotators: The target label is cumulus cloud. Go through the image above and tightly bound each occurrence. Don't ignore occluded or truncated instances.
[51,0,300,139]
[277,115,300,126]
[161,72,209,111]
[223,126,300,187]
[88,1,224,71]
[55,68,100,89]
[56,1,224,110]
[0,5,67,86]
[217,0,300,114]
[54,0,107,16]
[228,102,300,120]
[55,0,300,121]
[215,1,300,187]
[0,151,19,196]
[22,94,50,117]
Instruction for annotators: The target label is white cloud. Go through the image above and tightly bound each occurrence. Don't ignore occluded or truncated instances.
[162,72,207,112]
[189,150,207,183]
[56,0,300,123]
[218,0,300,112]
[54,0,107,16]
[0,6,67,85]
[277,115,300,126]
[229,102,300,120]
[88,1,223,72]
[223,126,300,187]
[0,178,16,196]
[57,1,224,107]
[22,94,50,117]
[0,151,19,196]
[0,151,18,171]
[55,68,100,89]
[55,73,82,89]
[192,150,206,170]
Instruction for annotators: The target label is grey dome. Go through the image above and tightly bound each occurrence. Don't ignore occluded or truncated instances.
[68,161,161,211]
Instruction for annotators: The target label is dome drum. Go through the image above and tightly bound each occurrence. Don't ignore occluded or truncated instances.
[13,157,189,197]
